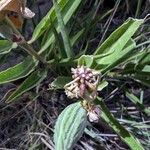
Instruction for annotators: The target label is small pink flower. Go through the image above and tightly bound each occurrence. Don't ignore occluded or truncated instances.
[64,66,100,100]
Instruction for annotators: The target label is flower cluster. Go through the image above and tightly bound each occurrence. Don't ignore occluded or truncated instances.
[64,66,100,101]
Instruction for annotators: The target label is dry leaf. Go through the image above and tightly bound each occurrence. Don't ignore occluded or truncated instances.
[0,0,22,13]
[0,0,35,28]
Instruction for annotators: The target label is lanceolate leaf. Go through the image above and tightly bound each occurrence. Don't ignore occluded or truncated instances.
[29,0,82,51]
[53,0,73,58]
[92,18,143,73]
[100,39,136,73]
[97,97,144,150]
[39,0,82,53]
[0,57,38,84]
[94,18,143,55]
[0,40,17,55]
[120,49,150,87]
[6,69,47,103]
[29,0,69,43]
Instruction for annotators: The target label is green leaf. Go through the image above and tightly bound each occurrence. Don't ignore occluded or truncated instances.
[138,51,150,65]
[100,39,136,72]
[50,20,67,58]
[126,91,150,116]
[53,0,73,58]
[0,57,38,84]
[29,0,69,43]
[71,28,85,47]
[50,76,72,89]
[93,18,144,72]
[39,0,82,53]
[54,102,87,150]
[88,39,136,72]
[142,65,150,73]
[6,69,47,103]
[96,97,144,150]
[0,54,7,64]
[0,40,17,55]
[94,18,143,55]
[78,55,94,67]
[97,80,108,91]
[121,49,150,87]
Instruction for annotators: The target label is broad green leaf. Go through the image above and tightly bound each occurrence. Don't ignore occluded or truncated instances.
[96,39,135,64]
[94,18,143,55]
[0,57,38,84]
[126,91,150,116]
[39,0,82,53]
[50,76,72,89]
[6,70,47,103]
[0,40,17,55]
[92,39,136,71]
[93,18,144,72]
[96,97,144,150]
[100,39,136,72]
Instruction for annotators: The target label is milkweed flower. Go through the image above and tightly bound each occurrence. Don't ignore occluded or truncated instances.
[64,66,100,101]
[87,105,101,123]
[81,100,101,123]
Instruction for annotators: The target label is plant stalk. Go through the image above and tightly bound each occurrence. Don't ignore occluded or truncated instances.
[5,16,51,68]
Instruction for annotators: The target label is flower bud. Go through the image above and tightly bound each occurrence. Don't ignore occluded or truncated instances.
[87,106,101,123]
